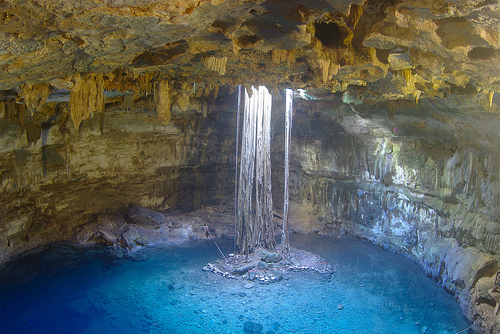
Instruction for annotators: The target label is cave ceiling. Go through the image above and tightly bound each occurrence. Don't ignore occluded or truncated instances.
[0,0,499,111]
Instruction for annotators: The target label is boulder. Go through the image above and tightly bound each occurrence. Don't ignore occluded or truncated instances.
[243,321,263,334]
[260,250,282,263]
[128,207,165,228]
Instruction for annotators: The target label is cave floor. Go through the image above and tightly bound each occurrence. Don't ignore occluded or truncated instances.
[0,234,469,334]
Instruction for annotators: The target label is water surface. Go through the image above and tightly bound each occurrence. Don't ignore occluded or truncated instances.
[0,234,469,334]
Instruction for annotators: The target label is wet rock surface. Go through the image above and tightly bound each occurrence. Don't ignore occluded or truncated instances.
[205,245,332,283]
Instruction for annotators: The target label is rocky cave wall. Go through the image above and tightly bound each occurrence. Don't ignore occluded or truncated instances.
[0,82,238,263]
[281,96,500,331]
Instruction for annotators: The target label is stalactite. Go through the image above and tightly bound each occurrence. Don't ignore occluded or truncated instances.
[402,68,413,86]
[286,50,296,68]
[0,98,21,120]
[155,80,172,124]
[212,84,220,99]
[348,4,363,29]
[20,82,52,115]
[414,90,422,104]
[487,90,494,108]
[176,92,190,111]
[271,50,295,68]
[318,58,330,83]
[176,82,191,112]
[69,73,104,130]
[272,50,287,64]
[204,56,227,75]
[136,72,156,97]
[23,123,42,146]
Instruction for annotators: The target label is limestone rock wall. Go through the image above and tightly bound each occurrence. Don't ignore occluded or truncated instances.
[284,98,500,331]
[0,86,237,264]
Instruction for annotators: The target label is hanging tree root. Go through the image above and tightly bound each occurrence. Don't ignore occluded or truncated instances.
[203,246,334,283]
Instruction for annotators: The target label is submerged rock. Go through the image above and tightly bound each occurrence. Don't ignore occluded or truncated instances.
[243,321,263,334]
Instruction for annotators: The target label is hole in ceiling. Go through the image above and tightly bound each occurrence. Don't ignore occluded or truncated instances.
[375,49,390,64]
[314,22,342,47]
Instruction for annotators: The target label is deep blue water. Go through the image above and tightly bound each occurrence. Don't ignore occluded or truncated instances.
[0,234,469,334]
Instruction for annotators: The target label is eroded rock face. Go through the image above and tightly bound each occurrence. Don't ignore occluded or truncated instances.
[0,87,237,262]
[280,95,500,332]
[0,0,498,110]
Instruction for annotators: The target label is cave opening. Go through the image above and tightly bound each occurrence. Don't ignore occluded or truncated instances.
[314,21,343,48]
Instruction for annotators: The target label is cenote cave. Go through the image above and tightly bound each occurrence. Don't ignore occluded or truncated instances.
[0,0,500,333]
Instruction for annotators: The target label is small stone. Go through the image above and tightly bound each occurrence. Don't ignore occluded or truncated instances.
[421,326,428,333]
[269,270,283,282]
[244,283,254,289]
[238,291,247,297]
[243,320,263,334]
[337,305,344,310]
[257,261,268,270]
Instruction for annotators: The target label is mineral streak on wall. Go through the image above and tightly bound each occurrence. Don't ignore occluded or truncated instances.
[276,97,500,332]
[155,80,172,125]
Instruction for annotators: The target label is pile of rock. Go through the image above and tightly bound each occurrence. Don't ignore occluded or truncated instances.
[204,247,333,283]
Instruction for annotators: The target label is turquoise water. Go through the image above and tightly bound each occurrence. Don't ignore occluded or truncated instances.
[0,234,469,334]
